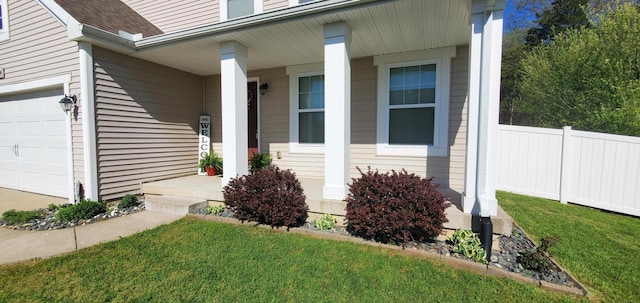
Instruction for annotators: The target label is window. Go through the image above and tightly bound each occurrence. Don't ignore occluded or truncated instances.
[221,0,262,21]
[0,0,9,42]
[375,47,455,157]
[287,63,325,153]
[298,75,325,143]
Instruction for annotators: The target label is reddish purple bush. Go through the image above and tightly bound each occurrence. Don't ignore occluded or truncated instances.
[345,167,450,245]
[223,167,308,228]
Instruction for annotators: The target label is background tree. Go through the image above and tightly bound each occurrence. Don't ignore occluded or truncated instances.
[518,5,640,136]
[525,0,591,46]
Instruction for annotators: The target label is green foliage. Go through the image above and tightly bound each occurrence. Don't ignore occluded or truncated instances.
[198,151,223,172]
[0,220,581,302]
[206,204,225,216]
[118,194,140,209]
[1,209,44,225]
[519,236,560,275]
[519,4,640,136]
[55,199,107,222]
[314,213,337,230]
[448,229,487,264]
[248,152,272,174]
[498,191,640,301]
[525,0,591,46]
[48,203,60,211]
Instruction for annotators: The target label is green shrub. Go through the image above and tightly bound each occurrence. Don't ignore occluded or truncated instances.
[223,167,308,228]
[448,229,487,264]
[2,209,44,225]
[345,167,450,245]
[518,236,559,275]
[249,152,273,174]
[118,194,140,209]
[206,205,225,216]
[314,213,337,230]
[48,203,60,211]
[55,199,107,222]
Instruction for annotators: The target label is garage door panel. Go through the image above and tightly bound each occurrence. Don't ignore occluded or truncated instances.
[0,88,69,198]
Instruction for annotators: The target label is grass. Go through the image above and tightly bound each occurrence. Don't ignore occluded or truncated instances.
[497,191,640,302]
[0,219,582,303]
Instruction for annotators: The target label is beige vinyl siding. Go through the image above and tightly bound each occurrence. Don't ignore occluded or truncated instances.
[349,49,469,194]
[123,0,219,34]
[264,0,289,11]
[0,0,83,188]
[203,47,469,193]
[93,47,202,200]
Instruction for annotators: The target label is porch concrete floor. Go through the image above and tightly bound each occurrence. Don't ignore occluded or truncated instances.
[141,175,512,234]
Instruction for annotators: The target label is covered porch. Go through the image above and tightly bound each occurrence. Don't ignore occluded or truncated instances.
[141,175,513,234]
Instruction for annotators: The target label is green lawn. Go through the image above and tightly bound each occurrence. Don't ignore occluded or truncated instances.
[497,191,640,302]
[0,219,581,303]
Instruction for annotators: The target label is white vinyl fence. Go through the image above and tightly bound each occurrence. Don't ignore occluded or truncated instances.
[497,125,640,217]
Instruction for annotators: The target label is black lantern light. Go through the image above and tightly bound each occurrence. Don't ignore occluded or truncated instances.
[59,95,77,113]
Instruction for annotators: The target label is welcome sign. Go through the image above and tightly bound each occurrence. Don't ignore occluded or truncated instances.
[198,114,211,175]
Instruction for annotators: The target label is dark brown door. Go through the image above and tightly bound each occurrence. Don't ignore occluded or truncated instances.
[247,82,258,160]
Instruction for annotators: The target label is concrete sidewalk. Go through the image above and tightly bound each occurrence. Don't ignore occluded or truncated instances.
[0,188,181,265]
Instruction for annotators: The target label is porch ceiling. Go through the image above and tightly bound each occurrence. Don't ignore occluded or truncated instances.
[128,0,471,76]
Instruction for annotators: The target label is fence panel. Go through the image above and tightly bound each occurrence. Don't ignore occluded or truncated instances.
[497,125,640,217]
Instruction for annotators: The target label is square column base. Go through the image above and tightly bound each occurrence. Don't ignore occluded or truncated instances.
[323,185,347,201]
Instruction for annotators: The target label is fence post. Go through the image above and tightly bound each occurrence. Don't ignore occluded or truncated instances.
[559,126,572,204]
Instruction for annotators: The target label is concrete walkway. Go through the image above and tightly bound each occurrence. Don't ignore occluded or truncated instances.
[0,188,181,265]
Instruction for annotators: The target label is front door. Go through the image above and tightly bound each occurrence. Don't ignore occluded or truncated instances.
[247,82,258,160]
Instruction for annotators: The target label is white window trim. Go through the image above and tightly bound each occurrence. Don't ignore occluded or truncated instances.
[286,62,325,154]
[0,0,9,42]
[220,0,263,22]
[374,47,455,157]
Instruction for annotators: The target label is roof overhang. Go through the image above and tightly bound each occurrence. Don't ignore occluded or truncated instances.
[44,0,477,76]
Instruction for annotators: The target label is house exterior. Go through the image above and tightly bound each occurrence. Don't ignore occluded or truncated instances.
[0,0,505,218]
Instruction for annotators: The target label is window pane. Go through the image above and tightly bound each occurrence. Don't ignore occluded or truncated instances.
[299,93,310,109]
[420,64,436,85]
[419,88,435,104]
[310,75,324,92]
[299,76,310,92]
[228,0,254,19]
[389,67,404,87]
[389,108,434,145]
[390,89,403,105]
[310,92,324,109]
[0,5,3,30]
[299,112,324,143]
[404,89,419,104]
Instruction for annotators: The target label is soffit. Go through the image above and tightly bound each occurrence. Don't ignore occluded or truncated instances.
[128,0,471,76]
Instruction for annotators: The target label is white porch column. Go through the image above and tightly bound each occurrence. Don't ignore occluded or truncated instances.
[464,0,505,216]
[220,41,249,187]
[323,22,351,200]
[463,8,484,214]
[79,42,98,201]
[469,0,505,217]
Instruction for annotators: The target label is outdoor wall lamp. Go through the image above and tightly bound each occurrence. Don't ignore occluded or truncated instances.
[259,82,269,95]
[59,95,77,113]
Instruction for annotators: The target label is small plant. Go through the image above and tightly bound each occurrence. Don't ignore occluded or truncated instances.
[314,213,337,230]
[48,203,60,211]
[2,209,45,225]
[118,194,140,209]
[206,204,225,216]
[345,167,450,245]
[249,152,273,174]
[518,236,560,275]
[223,167,308,228]
[55,199,107,222]
[198,151,223,174]
[448,229,487,264]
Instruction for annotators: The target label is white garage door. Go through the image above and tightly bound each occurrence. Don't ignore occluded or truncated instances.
[0,88,69,198]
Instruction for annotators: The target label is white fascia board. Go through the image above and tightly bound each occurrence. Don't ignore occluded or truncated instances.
[68,23,137,54]
[36,0,78,27]
[135,0,380,49]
